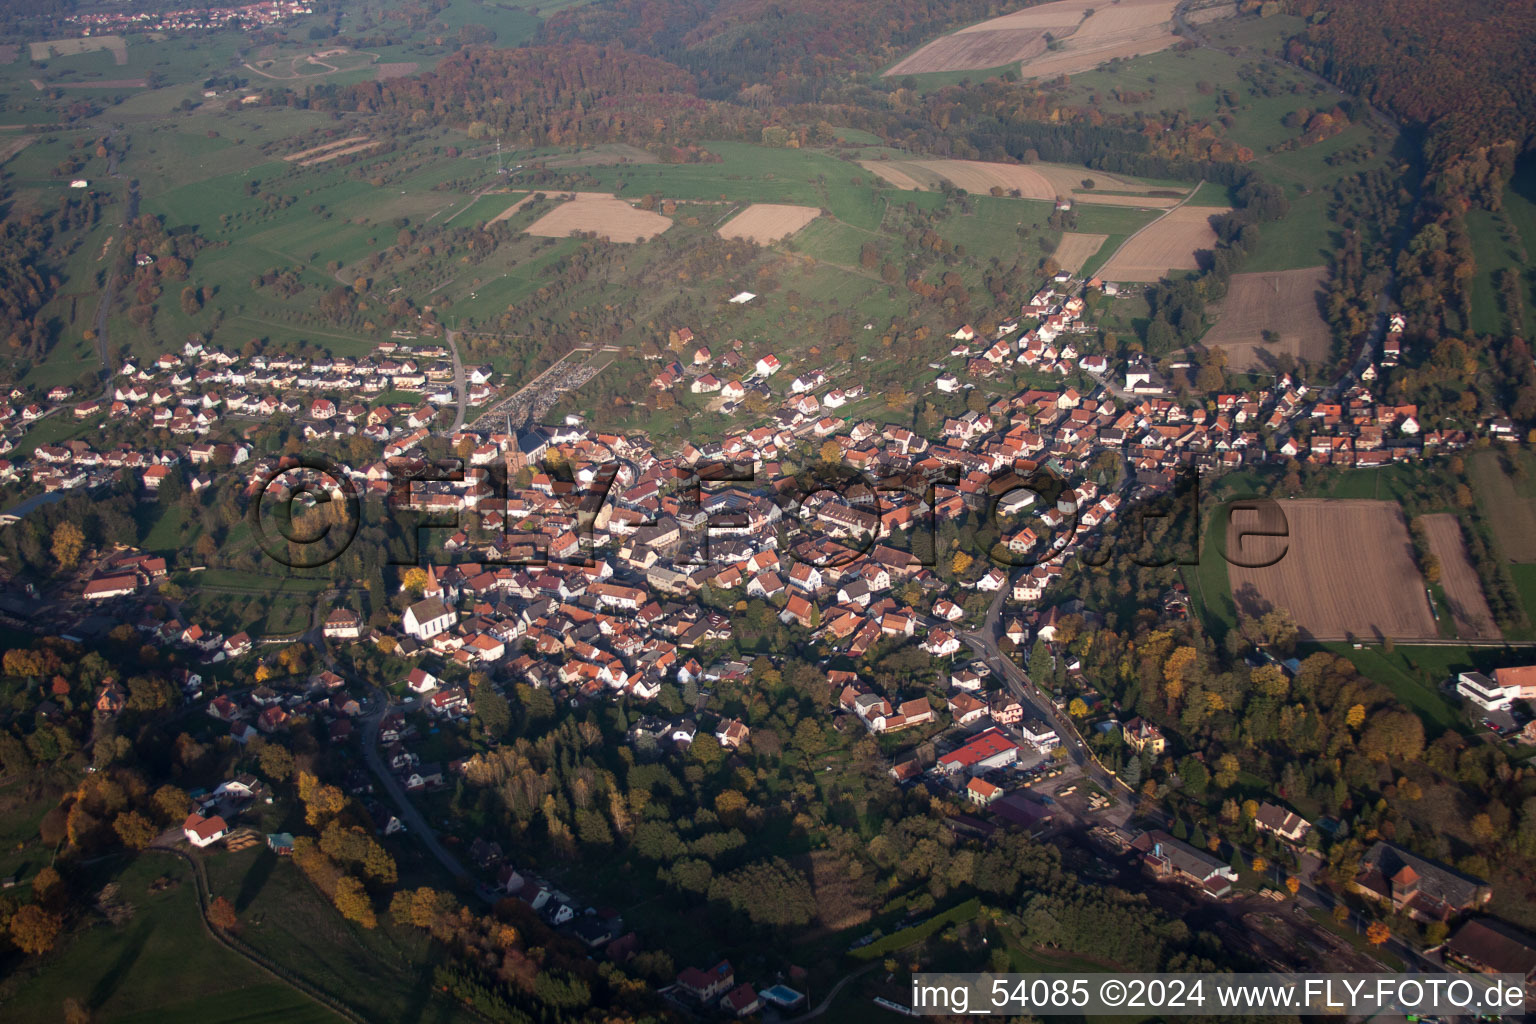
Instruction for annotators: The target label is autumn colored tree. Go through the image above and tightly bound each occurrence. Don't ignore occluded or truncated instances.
[1251,663,1288,698]
[298,771,347,826]
[32,865,62,906]
[1163,645,1198,710]
[1285,876,1300,895]
[401,567,429,595]
[10,903,62,954]
[52,521,84,570]
[1366,920,1391,945]
[714,789,748,825]
[1213,753,1240,790]
[152,784,191,823]
[113,811,157,850]
[333,876,376,928]
[209,895,238,930]
[258,742,294,782]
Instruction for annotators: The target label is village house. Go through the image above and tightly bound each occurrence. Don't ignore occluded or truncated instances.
[1253,802,1311,845]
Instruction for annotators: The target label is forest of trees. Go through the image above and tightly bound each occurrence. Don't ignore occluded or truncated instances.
[317,44,758,150]
[1288,0,1536,203]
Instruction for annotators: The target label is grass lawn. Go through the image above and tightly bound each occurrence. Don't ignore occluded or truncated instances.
[559,141,889,230]
[1187,180,1236,207]
[1465,158,1536,336]
[203,846,475,1024]
[13,412,105,457]
[793,216,882,266]
[1320,642,1469,736]
[1183,496,1238,637]
[1242,189,1335,273]
[0,853,342,1024]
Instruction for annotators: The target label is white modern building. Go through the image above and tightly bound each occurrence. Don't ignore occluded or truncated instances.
[1456,671,1514,712]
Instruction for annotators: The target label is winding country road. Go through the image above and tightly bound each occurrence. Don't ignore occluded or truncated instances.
[358,686,470,881]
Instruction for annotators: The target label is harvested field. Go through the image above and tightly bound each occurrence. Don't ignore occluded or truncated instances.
[1054,232,1108,273]
[1421,513,1501,640]
[1226,499,1437,642]
[30,36,127,65]
[857,157,1183,206]
[525,192,672,243]
[284,136,370,162]
[1097,206,1226,281]
[886,0,1178,79]
[297,140,380,166]
[1469,452,1536,562]
[284,136,381,167]
[375,62,419,80]
[1198,266,1331,370]
[717,203,821,243]
[886,27,1051,76]
[1187,2,1238,24]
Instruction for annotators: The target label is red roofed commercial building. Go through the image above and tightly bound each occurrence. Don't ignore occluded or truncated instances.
[936,727,1019,776]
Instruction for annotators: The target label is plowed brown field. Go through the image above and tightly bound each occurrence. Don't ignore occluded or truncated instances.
[717,203,820,243]
[1226,499,1437,641]
[1199,266,1331,370]
[525,193,672,242]
[885,0,1179,79]
[1422,513,1501,639]
[1098,206,1225,281]
[1054,232,1108,272]
[858,157,1183,206]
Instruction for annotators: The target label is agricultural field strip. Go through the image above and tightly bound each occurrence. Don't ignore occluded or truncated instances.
[525,192,672,242]
[1097,205,1227,281]
[1469,452,1536,562]
[716,203,821,243]
[1198,266,1331,370]
[283,136,372,162]
[886,0,1180,79]
[1421,513,1502,640]
[1227,499,1439,642]
[857,157,1183,206]
[1053,232,1109,273]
